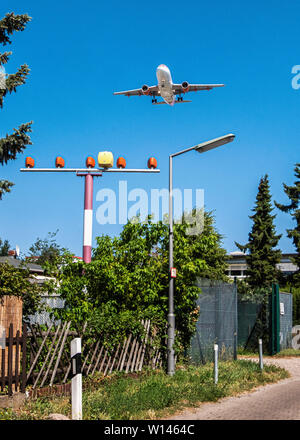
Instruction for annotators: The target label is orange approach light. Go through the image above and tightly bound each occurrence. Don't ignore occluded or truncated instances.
[25,157,35,168]
[116,157,126,169]
[147,157,157,169]
[55,157,65,168]
[86,156,96,168]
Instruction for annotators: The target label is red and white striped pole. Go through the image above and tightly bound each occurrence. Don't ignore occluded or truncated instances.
[20,154,160,265]
[83,173,93,263]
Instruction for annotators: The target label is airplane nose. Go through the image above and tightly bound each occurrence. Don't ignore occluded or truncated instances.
[157,64,169,72]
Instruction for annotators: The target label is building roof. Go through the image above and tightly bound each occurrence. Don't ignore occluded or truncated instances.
[0,256,44,274]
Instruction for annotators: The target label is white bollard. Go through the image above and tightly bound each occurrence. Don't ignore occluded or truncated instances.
[71,338,82,420]
[214,344,218,384]
[258,338,263,370]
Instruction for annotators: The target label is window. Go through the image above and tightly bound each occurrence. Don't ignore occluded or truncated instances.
[231,270,242,276]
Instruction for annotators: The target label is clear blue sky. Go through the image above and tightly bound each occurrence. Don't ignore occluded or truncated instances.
[1,0,299,258]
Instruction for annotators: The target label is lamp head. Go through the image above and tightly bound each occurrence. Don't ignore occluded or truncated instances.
[195,134,235,153]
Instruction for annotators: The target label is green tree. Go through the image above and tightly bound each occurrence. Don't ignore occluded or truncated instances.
[275,163,300,286]
[0,237,10,256]
[54,210,228,354]
[0,262,44,318]
[236,175,282,288]
[0,12,32,199]
[28,230,68,271]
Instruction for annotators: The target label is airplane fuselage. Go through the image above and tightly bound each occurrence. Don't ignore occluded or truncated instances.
[156,64,175,105]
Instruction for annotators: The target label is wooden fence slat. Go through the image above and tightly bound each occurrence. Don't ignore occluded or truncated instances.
[91,344,104,376]
[15,330,20,391]
[27,323,53,380]
[138,319,151,371]
[21,323,27,393]
[109,343,120,374]
[134,320,145,372]
[49,321,71,386]
[126,337,137,373]
[119,334,132,371]
[98,349,108,373]
[28,323,40,360]
[86,340,100,375]
[103,353,112,376]
[8,324,13,396]
[116,339,126,371]
[39,322,67,388]
[130,339,140,372]
[32,323,62,389]
[1,347,5,392]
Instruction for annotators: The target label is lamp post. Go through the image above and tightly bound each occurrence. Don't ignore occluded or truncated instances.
[167,134,235,376]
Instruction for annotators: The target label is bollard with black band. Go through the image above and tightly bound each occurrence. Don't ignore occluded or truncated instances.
[71,338,82,420]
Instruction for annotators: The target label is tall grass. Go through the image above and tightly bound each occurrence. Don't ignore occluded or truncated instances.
[1,360,288,420]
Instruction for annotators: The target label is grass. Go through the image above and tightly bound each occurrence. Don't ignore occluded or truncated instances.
[273,348,300,357]
[238,346,300,358]
[0,359,289,420]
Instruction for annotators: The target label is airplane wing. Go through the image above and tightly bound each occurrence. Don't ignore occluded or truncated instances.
[113,85,159,96]
[172,84,224,95]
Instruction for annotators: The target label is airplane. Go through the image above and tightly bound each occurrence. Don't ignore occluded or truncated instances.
[113,64,224,105]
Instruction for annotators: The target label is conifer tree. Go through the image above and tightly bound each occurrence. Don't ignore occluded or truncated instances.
[235,175,282,287]
[275,163,300,286]
[0,12,32,199]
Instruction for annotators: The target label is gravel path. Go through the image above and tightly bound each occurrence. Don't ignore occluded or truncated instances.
[166,357,300,420]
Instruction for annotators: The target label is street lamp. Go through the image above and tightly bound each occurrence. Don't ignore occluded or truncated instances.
[167,133,235,376]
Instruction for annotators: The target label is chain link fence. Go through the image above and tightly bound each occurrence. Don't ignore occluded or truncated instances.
[188,278,237,364]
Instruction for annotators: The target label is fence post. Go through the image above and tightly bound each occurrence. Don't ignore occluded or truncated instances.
[258,338,263,370]
[214,344,218,384]
[21,323,27,393]
[71,338,82,420]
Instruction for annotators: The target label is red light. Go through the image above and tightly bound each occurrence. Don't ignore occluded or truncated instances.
[55,157,65,168]
[86,157,95,168]
[25,157,35,168]
[117,157,126,169]
[147,157,157,169]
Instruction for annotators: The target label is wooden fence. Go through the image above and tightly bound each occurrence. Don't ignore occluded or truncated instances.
[0,319,163,395]
[0,323,27,396]
[26,319,162,391]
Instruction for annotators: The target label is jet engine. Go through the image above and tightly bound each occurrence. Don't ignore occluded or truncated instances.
[141,84,150,95]
[181,81,190,93]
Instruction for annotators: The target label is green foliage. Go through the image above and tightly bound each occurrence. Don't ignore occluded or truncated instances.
[0,237,10,256]
[28,230,68,272]
[53,210,228,356]
[0,262,45,317]
[275,163,300,286]
[0,12,32,199]
[236,175,281,287]
[0,12,31,46]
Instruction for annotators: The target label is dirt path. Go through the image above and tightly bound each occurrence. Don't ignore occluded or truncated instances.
[165,357,300,420]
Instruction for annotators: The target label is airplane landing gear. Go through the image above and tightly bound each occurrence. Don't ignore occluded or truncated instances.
[177,96,183,102]
[152,98,157,103]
